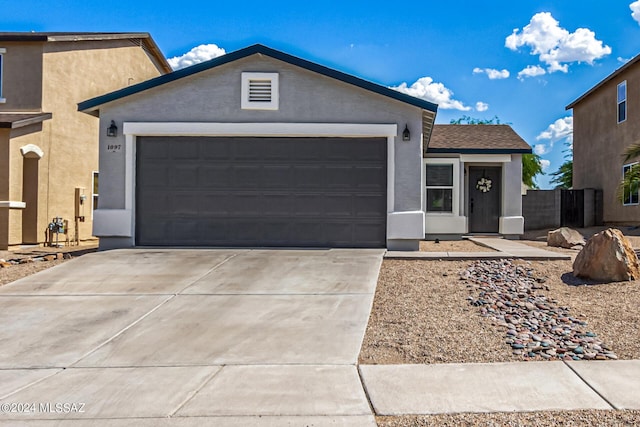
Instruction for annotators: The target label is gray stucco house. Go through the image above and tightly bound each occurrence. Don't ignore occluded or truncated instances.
[79,44,529,251]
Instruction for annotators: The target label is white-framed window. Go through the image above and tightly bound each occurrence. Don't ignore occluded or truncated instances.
[623,162,639,206]
[92,171,99,215]
[424,159,459,214]
[241,72,279,110]
[0,48,5,103]
[617,81,627,123]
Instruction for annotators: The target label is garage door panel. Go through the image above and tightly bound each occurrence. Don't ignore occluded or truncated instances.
[172,193,199,215]
[136,136,386,247]
[261,165,292,188]
[173,165,199,188]
[293,166,324,189]
[323,194,354,216]
[262,193,295,215]
[201,140,231,159]
[140,165,170,188]
[355,195,387,217]
[172,140,200,159]
[200,165,231,187]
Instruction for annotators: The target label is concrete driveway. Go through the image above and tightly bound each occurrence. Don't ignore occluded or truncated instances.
[0,248,383,426]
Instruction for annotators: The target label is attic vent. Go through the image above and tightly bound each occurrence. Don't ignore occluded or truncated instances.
[248,79,272,102]
[241,72,279,110]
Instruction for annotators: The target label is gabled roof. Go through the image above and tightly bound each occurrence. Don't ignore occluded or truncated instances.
[0,32,171,74]
[78,44,438,114]
[427,124,532,154]
[0,113,52,129]
[566,52,640,110]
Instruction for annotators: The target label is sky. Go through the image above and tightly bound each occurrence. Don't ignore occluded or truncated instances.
[3,1,640,188]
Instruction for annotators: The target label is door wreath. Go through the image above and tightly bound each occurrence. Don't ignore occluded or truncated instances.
[476,177,492,193]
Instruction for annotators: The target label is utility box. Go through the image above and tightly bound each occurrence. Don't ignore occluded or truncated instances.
[75,187,86,222]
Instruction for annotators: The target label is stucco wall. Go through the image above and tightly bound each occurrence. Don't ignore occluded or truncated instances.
[572,65,640,224]
[0,38,165,248]
[96,54,424,217]
[0,42,44,111]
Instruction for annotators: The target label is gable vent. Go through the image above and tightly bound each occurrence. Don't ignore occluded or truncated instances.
[241,72,279,110]
[248,79,272,102]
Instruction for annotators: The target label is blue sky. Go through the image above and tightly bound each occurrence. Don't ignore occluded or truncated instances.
[4,1,640,188]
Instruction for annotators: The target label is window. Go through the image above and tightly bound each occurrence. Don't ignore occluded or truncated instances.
[623,163,639,206]
[92,171,99,212]
[618,81,627,123]
[241,72,279,110]
[425,164,453,212]
[0,48,5,103]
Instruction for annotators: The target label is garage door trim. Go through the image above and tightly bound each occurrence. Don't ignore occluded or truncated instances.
[97,122,398,241]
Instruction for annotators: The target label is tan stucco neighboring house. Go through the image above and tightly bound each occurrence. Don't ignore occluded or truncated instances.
[0,32,170,249]
[567,52,640,225]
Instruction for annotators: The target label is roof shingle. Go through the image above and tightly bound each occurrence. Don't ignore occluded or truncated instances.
[427,124,532,154]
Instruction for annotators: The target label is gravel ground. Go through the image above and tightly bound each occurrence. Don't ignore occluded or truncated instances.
[377,410,640,426]
[359,259,640,364]
[0,244,97,287]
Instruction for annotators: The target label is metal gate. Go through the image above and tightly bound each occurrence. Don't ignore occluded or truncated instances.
[561,190,584,228]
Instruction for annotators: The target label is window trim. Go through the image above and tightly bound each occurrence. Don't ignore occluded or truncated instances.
[91,171,99,218]
[623,162,639,206]
[0,48,5,103]
[617,80,627,124]
[241,72,279,110]
[424,158,460,215]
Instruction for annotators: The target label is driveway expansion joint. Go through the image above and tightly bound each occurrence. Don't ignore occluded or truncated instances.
[563,360,618,410]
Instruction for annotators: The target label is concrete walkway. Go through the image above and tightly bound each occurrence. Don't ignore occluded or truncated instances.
[360,360,640,415]
[386,237,571,260]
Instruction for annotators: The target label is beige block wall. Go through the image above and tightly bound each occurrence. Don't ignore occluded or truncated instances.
[573,65,640,224]
[0,38,165,248]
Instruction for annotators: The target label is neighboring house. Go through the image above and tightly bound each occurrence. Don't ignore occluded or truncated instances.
[567,53,640,225]
[0,32,171,250]
[79,44,528,251]
[425,124,530,239]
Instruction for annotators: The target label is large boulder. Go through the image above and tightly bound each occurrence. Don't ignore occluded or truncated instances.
[573,228,640,282]
[548,227,586,249]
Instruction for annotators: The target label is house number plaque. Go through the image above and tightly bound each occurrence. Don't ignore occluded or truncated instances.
[106,143,123,153]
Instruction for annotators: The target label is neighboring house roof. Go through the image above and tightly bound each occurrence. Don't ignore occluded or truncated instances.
[78,44,438,114]
[0,113,52,129]
[0,32,171,74]
[427,124,532,154]
[566,52,640,110]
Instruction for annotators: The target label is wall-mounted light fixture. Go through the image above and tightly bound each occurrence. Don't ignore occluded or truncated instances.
[107,120,118,137]
[402,124,410,141]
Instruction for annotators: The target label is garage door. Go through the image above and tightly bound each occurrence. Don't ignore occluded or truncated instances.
[135,136,387,247]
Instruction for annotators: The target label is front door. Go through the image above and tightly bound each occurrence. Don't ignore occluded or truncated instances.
[468,166,501,233]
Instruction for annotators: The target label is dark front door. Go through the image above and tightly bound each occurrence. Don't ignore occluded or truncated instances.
[468,166,501,233]
[135,136,387,248]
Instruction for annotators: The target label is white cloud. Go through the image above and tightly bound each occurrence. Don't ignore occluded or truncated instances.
[475,101,489,112]
[473,67,510,79]
[536,116,573,152]
[534,144,549,155]
[540,159,551,171]
[168,44,226,70]
[632,1,640,25]
[517,65,547,80]
[506,12,611,73]
[391,77,471,110]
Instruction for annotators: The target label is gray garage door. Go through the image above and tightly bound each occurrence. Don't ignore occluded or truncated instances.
[136,136,387,247]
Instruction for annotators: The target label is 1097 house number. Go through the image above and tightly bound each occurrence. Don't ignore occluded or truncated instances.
[107,144,122,153]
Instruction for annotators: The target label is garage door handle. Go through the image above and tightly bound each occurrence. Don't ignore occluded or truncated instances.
[470,198,474,214]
